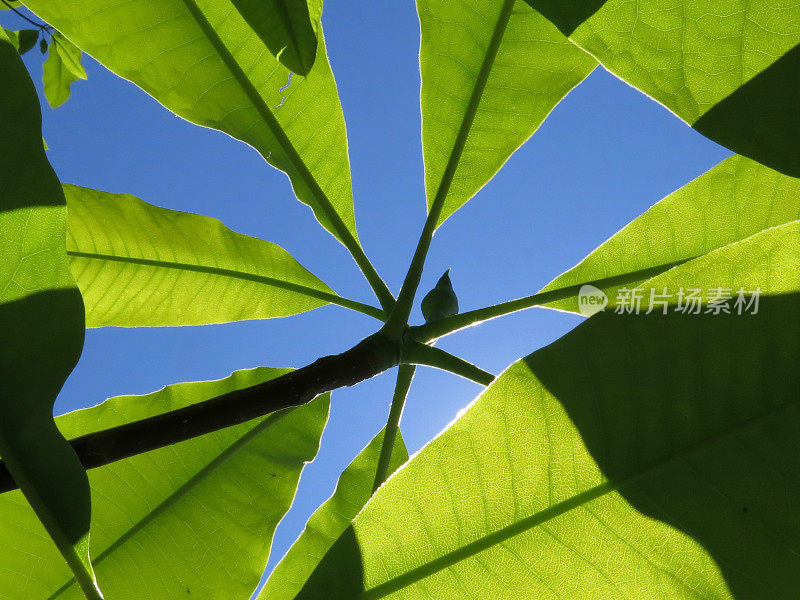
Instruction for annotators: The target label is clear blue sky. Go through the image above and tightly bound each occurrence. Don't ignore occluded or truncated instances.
[3,0,730,590]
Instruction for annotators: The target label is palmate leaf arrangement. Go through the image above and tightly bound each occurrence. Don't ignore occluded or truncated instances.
[0,0,798,598]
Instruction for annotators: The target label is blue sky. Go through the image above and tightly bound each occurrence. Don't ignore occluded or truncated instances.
[3,0,730,590]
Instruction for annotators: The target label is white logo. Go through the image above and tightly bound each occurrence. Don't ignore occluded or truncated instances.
[578,284,608,316]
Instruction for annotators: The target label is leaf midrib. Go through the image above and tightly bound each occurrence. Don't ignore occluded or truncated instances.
[178,0,344,240]
[427,0,516,224]
[361,396,800,599]
[67,249,383,319]
[46,407,295,600]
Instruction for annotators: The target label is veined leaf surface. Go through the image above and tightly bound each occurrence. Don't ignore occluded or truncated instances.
[64,184,347,327]
[0,29,97,599]
[229,0,322,75]
[540,155,800,313]
[293,279,800,598]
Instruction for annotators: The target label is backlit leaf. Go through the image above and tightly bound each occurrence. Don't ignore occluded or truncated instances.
[259,427,408,600]
[540,155,800,313]
[294,277,800,598]
[42,32,83,108]
[25,0,358,245]
[64,184,343,327]
[419,0,596,226]
[229,0,322,75]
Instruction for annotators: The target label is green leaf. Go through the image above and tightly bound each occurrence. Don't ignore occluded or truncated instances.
[24,0,358,247]
[419,0,596,227]
[63,184,370,327]
[293,287,800,598]
[52,31,87,79]
[540,155,800,314]
[16,28,38,54]
[229,0,322,76]
[42,34,82,108]
[0,30,98,599]
[0,368,330,599]
[259,427,408,600]
[524,0,800,177]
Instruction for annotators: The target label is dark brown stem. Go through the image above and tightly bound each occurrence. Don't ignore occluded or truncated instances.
[0,333,400,495]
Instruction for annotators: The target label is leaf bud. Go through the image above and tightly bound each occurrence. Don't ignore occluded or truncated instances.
[421,269,459,323]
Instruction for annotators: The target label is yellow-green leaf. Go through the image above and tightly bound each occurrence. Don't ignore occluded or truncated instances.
[293,282,800,598]
[25,0,358,245]
[63,184,357,327]
[42,33,82,108]
[540,155,800,313]
[52,31,86,79]
[229,0,322,75]
[259,427,408,600]
[420,0,596,227]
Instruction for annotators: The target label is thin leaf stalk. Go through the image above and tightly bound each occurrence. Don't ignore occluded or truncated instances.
[372,364,416,492]
[404,342,494,386]
[409,262,691,341]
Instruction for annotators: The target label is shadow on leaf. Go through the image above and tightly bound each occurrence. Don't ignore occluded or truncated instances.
[529,291,800,598]
[694,43,800,178]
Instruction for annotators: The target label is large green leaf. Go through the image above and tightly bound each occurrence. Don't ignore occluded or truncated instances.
[63,184,355,327]
[229,0,322,75]
[259,427,408,600]
[292,279,800,597]
[24,0,357,244]
[419,0,596,227]
[0,30,98,599]
[540,155,800,313]
[524,0,800,177]
[0,368,330,600]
